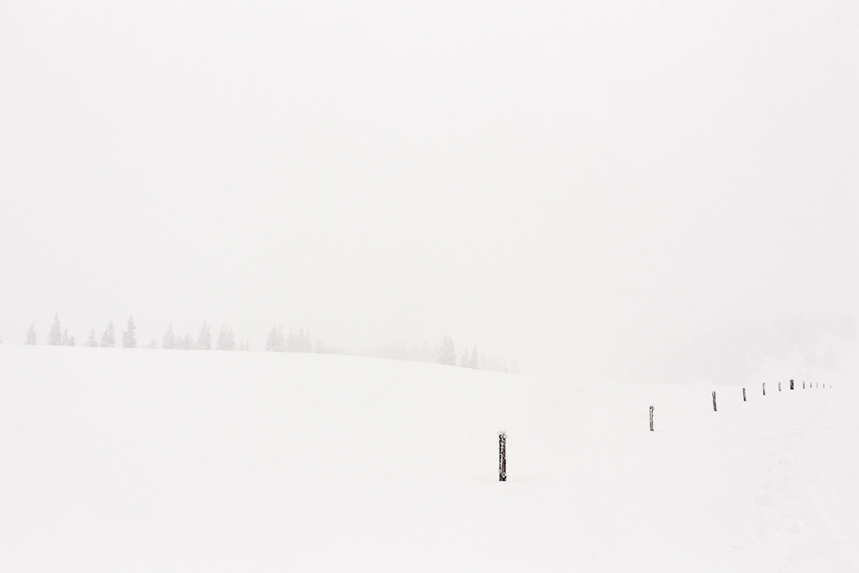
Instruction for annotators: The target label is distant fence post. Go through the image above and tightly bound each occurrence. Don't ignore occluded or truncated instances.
[790,379,794,390]
[778,382,782,392]
[803,381,805,389]
[763,382,766,396]
[498,432,506,482]
[649,406,654,431]
[743,388,746,402]
[712,391,717,412]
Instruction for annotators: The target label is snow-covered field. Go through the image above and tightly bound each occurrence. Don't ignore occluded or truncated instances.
[1,345,856,572]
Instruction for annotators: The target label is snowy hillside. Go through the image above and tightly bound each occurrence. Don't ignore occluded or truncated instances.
[1,345,856,572]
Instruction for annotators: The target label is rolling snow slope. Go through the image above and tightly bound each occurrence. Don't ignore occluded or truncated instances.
[0,345,856,572]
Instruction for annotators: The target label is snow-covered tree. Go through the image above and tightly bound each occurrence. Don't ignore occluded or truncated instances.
[84,329,98,347]
[438,335,456,366]
[62,329,75,346]
[25,322,37,345]
[100,321,116,347]
[238,339,250,351]
[216,324,236,350]
[145,339,157,349]
[286,329,312,352]
[459,346,470,367]
[48,313,63,346]
[122,316,137,348]
[196,320,212,350]
[177,334,194,350]
[265,326,285,352]
[162,324,176,349]
[467,345,479,369]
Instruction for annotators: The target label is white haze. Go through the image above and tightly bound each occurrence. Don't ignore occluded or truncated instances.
[0,0,856,381]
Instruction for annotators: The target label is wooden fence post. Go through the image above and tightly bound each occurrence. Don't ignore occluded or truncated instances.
[712,391,717,412]
[743,387,746,402]
[649,406,654,431]
[763,382,766,396]
[498,432,506,482]
[790,379,794,390]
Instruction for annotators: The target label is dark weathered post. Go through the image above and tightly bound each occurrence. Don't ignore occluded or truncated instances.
[790,379,794,390]
[742,387,746,402]
[778,382,782,392]
[712,391,717,412]
[763,382,766,396]
[803,381,805,389]
[498,432,506,482]
[649,406,654,431]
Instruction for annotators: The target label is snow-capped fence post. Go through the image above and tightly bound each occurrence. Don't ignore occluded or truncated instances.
[498,432,506,482]
[762,382,766,396]
[712,391,717,412]
[790,379,794,390]
[649,406,654,431]
[743,388,746,402]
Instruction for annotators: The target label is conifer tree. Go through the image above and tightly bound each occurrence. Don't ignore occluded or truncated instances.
[438,335,456,365]
[122,316,137,348]
[48,313,63,346]
[84,329,98,347]
[459,347,470,367]
[100,321,116,347]
[265,326,285,352]
[62,329,75,346]
[286,329,312,352]
[216,324,236,350]
[468,345,479,369]
[162,324,176,349]
[178,334,194,350]
[25,322,37,345]
[196,320,212,350]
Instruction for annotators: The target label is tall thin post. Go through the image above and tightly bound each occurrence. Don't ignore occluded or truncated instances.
[649,406,654,431]
[778,382,782,392]
[712,391,717,412]
[790,379,794,390]
[763,382,766,396]
[742,387,746,402]
[498,432,506,482]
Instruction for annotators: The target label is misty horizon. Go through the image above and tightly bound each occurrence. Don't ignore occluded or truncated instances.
[1,0,856,383]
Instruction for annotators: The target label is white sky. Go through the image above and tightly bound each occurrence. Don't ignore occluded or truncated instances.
[1,0,856,379]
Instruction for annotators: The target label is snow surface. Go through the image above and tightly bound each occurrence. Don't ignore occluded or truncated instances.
[1,345,856,572]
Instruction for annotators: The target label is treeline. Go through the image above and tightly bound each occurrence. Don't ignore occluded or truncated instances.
[23,314,249,351]
[20,314,518,372]
[359,335,517,373]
